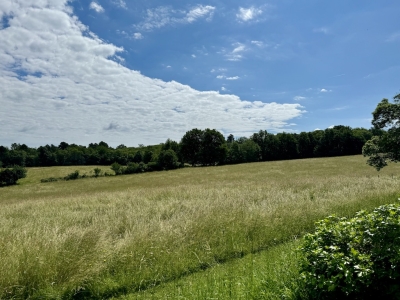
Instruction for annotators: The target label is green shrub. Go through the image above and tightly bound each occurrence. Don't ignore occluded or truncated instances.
[40,177,59,183]
[146,161,161,172]
[64,170,80,181]
[299,203,400,299]
[93,168,102,177]
[0,165,27,186]
[124,162,139,174]
[111,162,123,175]
[157,149,179,170]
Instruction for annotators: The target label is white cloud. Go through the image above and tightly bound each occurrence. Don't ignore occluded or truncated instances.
[221,87,227,91]
[112,0,127,10]
[226,43,246,61]
[89,2,104,13]
[133,32,143,40]
[216,75,225,79]
[135,5,215,31]
[313,27,329,34]
[320,88,332,93]
[251,40,264,47]
[236,6,263,22]
[226,76,239,80]
[191,54,196,58]
[0,1,304,147]
[293,96,306,101]
[328,125,335,129]
[211,68,227,73]
[186,5,215,23]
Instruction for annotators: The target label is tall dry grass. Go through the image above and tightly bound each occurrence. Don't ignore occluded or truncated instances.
[0,156,399,298]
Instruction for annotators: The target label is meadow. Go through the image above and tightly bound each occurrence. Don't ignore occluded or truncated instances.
[0,155,399,299]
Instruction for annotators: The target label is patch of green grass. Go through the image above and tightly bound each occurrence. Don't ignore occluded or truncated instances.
[0,156,399,299]
[116,239,302,300]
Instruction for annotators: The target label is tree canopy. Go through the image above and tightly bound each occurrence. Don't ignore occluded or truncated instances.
[363,93,400,170]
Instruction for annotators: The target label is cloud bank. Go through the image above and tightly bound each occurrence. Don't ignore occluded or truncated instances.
[0,1,304,147]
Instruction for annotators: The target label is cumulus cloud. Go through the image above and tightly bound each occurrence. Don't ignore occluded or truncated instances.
[236,6,263,22]
[133,32,143,39]
[320,88,332,92]
[89,2,104,13]
[0,1,304,147]
[135,5,215,31]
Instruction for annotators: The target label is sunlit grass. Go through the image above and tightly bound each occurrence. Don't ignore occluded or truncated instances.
[0,156,399,299]
[117,239,302,300]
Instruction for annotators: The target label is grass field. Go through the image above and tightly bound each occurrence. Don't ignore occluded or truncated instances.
[0,156,399,299]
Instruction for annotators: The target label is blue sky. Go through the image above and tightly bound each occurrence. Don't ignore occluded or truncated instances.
[0,0,399,147]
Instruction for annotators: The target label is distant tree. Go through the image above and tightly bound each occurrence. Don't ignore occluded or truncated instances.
[132,151,143,163]
[0,165,27,187]
[158,149,179,170]
[363,93,400,170]
[0,146,9,166]
[7,150,26,167]
[226,142,243,164]
[143,150,153,164]
[99,141,109,148]
[201,128,227,165]
[251,130,270,160]
[58,142,69,150]
[180,128,227,166]
[162,139,180,154]
[240,139,261,162]
[180,128,203,166]
[116,144,127,149]
[227,134,235,143]
[297,132,314,158]
[38,145,57,166]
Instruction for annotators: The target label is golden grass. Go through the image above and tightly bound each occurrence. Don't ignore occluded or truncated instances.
[0,156,399,298]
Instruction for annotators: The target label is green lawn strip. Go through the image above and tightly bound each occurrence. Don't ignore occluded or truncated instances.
[113,239,302,300]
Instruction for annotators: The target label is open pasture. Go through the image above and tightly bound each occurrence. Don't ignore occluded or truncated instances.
[0,156,399,299]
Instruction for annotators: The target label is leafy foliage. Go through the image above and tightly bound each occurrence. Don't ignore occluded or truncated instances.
[299,203,400,299]
[157,149,179,170]
[64,170,80,181]
[0,126,376,170]
[0,165,27,186]
[363,93,400,170]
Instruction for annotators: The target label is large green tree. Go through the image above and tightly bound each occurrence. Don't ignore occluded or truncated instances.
[180,128,227,166]
[363,93,400,170]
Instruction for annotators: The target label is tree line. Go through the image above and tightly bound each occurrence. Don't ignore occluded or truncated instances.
[0,125,380,170]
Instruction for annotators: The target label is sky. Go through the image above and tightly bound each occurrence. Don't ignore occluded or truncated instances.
[0,0,399,147]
